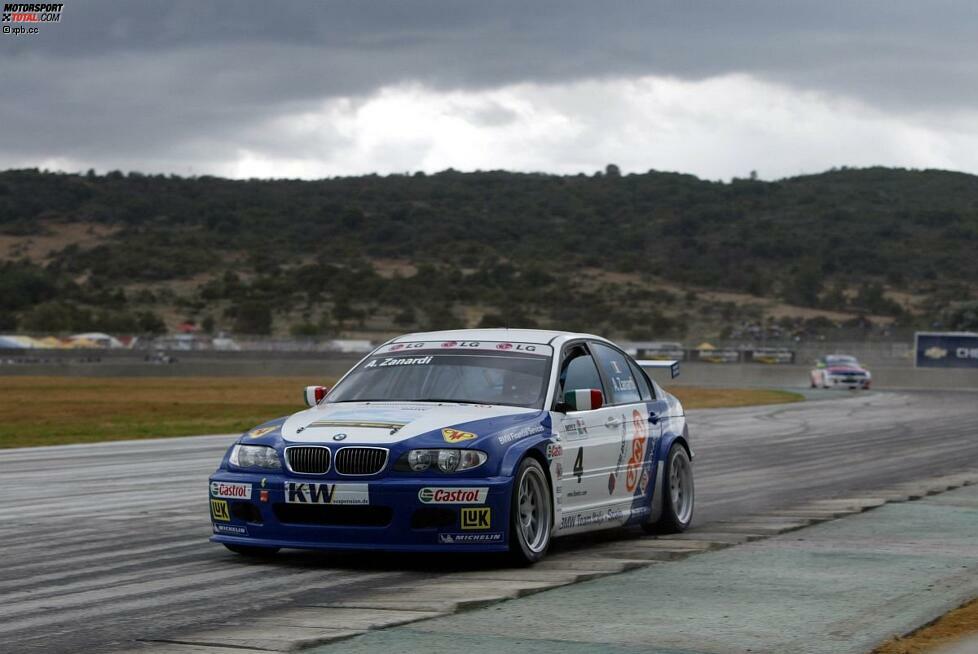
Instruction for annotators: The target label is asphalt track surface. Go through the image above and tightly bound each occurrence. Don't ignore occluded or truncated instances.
[2,390,977,653]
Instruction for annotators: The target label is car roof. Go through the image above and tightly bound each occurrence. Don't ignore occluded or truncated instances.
[390,328,606,346]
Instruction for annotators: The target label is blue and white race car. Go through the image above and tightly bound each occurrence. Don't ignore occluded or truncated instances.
[209,329,694,564]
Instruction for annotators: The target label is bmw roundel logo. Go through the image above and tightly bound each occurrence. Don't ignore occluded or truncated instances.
[332,433,347,441]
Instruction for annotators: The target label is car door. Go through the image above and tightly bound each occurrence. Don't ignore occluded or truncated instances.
[590,342,667,512]
[552,342,620,528]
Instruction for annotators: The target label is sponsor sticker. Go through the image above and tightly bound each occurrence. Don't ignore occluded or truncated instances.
[210,499,230,522]
[438,532,504,544]
[625,409,650,493]
[497,424,545,446]
[285,482,370,505]
[248,426,277,439]
[562,417,589,441]
[418,487,488,504]
[546,442,563,460]
[213,523,247,536]
[210,481,251,500]
[461,507,491,530]
[376,342,552,356]
[364,355,433,369]
[442,428,477,443]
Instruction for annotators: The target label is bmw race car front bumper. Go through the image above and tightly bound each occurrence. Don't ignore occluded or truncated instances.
[207,471,514,553]
[827,375,871,388]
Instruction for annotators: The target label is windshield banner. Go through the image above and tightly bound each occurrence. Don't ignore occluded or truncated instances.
[375,341,553,356]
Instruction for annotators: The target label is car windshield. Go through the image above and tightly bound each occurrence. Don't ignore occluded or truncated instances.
[826,355,859,366]
[327,349,552,408]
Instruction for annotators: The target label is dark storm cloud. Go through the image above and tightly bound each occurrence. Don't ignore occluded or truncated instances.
[1,0,976,173]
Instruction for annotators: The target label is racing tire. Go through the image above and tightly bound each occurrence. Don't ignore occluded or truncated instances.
[224,544,280,558]
[643,442,694,534]
[508,457,552,566]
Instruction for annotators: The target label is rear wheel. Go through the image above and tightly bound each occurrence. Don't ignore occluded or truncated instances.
[644,442,694,534]
[509,457,552,565]
[224,544,280,558]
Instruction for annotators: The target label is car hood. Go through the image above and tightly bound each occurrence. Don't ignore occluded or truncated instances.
[281,401,537,444]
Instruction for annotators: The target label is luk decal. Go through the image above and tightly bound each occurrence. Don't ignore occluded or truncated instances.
[285,482,369,505]
[639,466,651,495]
[442,428,477,443]
[418,487,488,504]
[248,426,276,439]
[497,424,545,446]
[438,532,503,544]
[213,523,247,536]
[460,507,491,530]
[364,355,432,369]
[210,481,251,500]
[625,409,649,493]
[210,499,230,522]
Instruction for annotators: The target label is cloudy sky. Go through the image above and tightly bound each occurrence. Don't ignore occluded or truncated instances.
[2,0,977,180]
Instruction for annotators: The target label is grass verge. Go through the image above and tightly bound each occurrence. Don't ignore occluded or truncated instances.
[0,377,803,448]
[669,386,804,409]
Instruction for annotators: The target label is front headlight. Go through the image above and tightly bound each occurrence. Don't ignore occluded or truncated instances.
[229,444,281,470]
[395,449,487,473]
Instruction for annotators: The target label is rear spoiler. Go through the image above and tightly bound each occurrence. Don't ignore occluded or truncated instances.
[637,359,680,379]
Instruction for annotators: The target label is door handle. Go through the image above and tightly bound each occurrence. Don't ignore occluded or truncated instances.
[648,412,660,425]
[605,416,621,429]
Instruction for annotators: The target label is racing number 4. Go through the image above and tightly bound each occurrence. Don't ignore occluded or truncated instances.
[573,447,584,483]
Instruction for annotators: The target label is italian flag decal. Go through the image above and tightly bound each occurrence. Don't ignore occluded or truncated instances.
[565,389,603,411]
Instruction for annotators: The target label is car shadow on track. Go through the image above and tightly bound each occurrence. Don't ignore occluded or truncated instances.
[224,525,660,572]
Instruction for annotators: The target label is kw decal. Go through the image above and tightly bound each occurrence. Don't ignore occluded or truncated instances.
[285,482,370,505]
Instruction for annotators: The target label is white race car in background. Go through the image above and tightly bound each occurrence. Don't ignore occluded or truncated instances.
[810,354,872,389]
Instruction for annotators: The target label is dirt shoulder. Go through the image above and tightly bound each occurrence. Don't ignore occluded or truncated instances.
[873,597,978,654]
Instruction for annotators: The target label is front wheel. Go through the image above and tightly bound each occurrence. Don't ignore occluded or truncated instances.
[509,457,552,565]
[643,442,694,534]
[224,543,280,558]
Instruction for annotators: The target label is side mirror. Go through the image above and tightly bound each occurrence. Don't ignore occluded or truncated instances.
[303,385,330,407]
[559,388,604,412]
